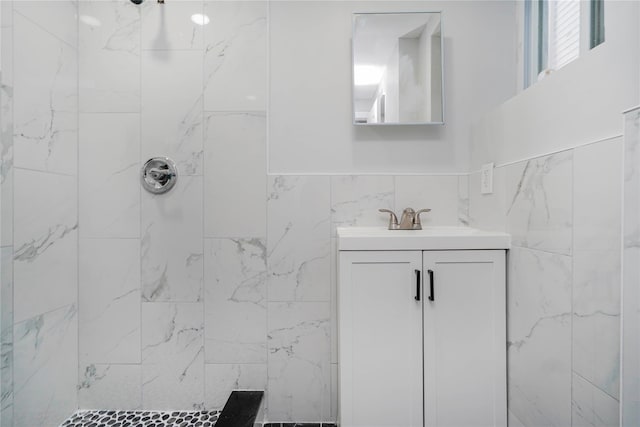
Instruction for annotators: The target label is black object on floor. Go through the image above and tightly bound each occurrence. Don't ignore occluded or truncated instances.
[215,390,265,427]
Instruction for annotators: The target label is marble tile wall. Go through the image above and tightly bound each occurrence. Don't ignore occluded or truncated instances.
[623,107,640,427]
[5,1,80,426]
[4,1,626,425]
[74,0,471,423]
[0,0,471,424]
[469,138,623,427]
[0,2,13,426]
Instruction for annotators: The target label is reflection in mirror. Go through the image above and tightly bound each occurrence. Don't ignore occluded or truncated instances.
[353,12,443,125]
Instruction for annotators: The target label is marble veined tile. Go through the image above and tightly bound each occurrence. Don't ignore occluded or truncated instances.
[573,139,622,399]
[142,302,204,410]
[204,1,266,111]
[13,13,78,175]
[141,0,204,51]
[79,0,141,113]
[78,363,142,410]
[572,373,619,427]
[142,176,203,302]
[13,169,77,324]
[394,175,460,227]
[330,238,337,364]
[623,108,640,427]
[13,304,77,427]
[1,0,14,86]
[1,246,13,426]
[1,5,14,247]
[205,238,267,364]
[574,139,622,252]
[204,363,267,410]
[330,176,394,236]
[508,411,526,427]
[14,0,78,48]
[204,112,266,238]
[506,152,572,255]
[268,302,330,422]
[1,66,13,248]
[79,239,141,364]
[141,50,203,176]
[624,109,640,251]
[267,176,331,302]
[507,247,572,427]
[79,113,140,238]
[573,307,620,402]
[330,363,337,422]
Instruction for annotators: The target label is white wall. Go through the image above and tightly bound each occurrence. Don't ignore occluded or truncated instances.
[468,1,639,426]
[269,0,517,174]
[471,0,639,170]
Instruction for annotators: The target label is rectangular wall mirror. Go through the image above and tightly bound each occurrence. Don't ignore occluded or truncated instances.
[352,12,444,125]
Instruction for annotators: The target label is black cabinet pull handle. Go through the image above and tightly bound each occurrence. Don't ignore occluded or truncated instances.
[428,269,435,301]
[414,269,421,301]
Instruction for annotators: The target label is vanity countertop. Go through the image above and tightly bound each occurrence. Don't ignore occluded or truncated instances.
[337,226,511,251]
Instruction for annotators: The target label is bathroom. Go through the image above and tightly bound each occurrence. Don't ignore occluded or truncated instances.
[0,0,638,426]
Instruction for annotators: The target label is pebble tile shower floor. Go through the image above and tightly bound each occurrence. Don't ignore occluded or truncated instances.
[60,410,221,427]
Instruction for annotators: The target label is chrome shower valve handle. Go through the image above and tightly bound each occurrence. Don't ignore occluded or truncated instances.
[141,157,178,194]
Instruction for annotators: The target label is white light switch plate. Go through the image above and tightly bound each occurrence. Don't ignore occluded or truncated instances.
[481,163,494,194]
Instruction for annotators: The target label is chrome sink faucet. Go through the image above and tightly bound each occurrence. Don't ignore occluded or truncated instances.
[379,207,432,230]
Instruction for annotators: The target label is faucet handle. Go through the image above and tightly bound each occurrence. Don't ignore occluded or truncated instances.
[413,208,432,229]
[379,209,399,230]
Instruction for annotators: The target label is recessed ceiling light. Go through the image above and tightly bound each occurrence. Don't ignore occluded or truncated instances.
[354,65,384,86]
[191,14,210,26]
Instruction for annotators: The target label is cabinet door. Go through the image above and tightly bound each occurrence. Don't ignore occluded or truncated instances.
[422,250,506,427]
[339,251,423,427]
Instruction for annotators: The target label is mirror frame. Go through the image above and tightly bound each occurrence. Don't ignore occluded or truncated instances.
[352,11,445,126]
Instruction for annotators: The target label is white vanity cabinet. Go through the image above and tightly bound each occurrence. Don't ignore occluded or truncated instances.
[337,227,509,427]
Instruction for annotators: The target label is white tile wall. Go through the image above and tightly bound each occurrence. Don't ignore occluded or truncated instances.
[79,0,141,113]
[141,176,203,302]
[267,301,331,422]
[4,0,490,423]
[507,247,572,427]
[472,138,623,427]
[505,152,573,255]
[623,109,640,427]
[204,112,266,238]
[267,176,331,302]
[572,139,622,402]
[13,169,77,324]
[203,1,267,112]
[141,0,204,51]
[572,373,619,427]
[13,13,78,175]
[204,238,267,364]
[79,239,141,364]
[78,364,142,411]
[13,305,78,427]
[9,2,80,424]
[141,302,204,410]
[394,176,461,226]
[79,113,140,238]
[330,175,394,235]
[13,1,78,48]
[141,50,203,176]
